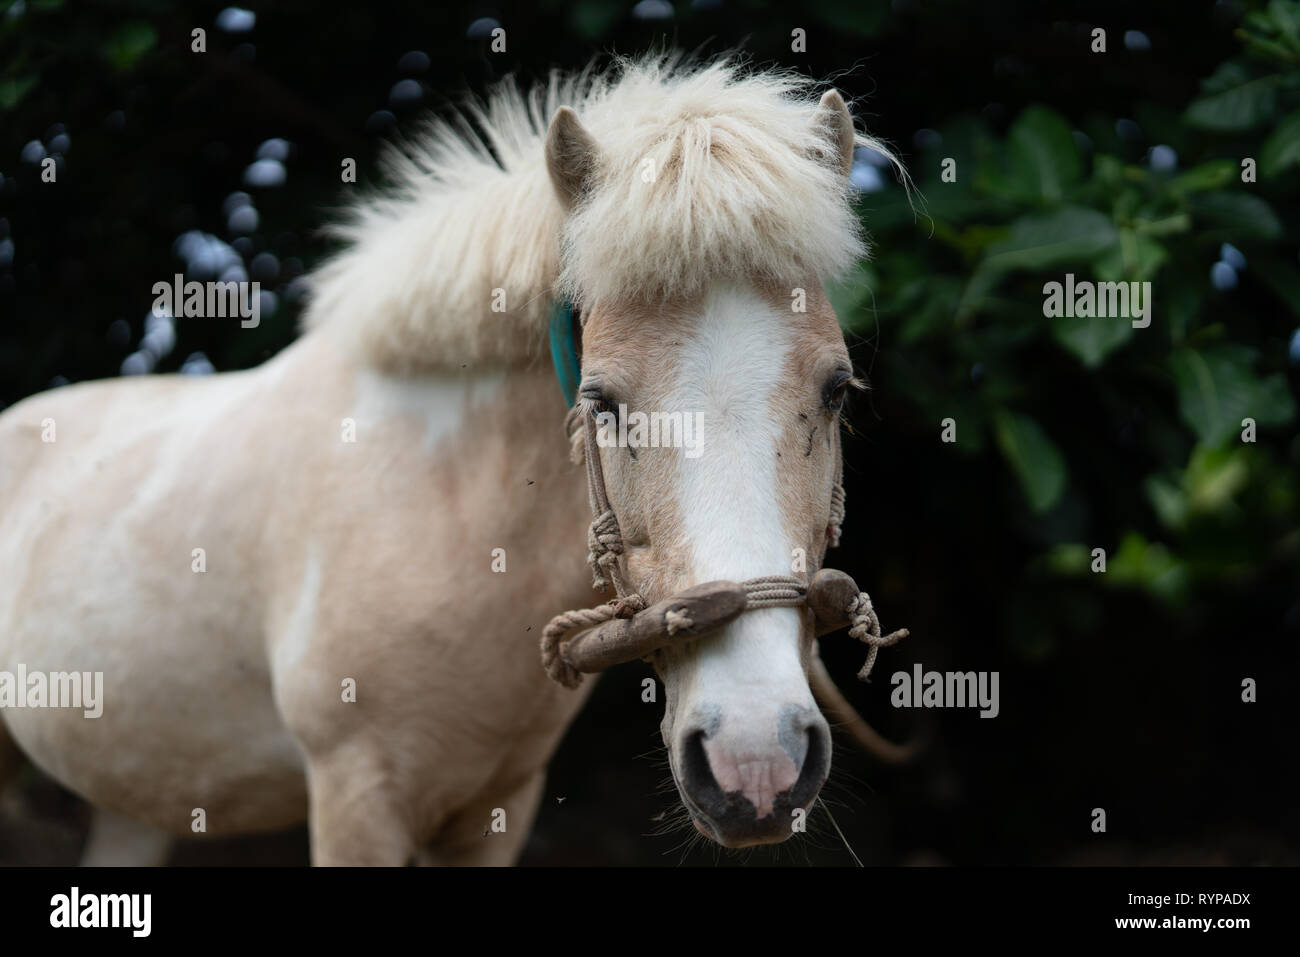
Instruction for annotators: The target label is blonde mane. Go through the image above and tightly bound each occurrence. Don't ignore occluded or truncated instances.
[304,53,898,372]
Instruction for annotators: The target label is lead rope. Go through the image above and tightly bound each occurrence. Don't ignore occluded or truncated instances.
[824,425,904,680]
[542,405,906,688]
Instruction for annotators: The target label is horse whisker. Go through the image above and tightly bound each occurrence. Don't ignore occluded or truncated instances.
[817,796,863,867]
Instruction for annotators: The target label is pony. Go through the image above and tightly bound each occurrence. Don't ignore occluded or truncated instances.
[0,53,904,863]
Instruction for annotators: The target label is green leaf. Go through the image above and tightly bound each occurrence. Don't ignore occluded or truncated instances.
[0,75,36,110]
[1238,31,1300,64]
[956,207,1118,321]
[1184,64,1280,132]
[1268,0,1300,44]
[1188,192,1284,240]
[1145,445,1255,529]
[1134,214,1191,238]
[980,206,1118,272]
[1184,444,1251,512]
[1042,543,1092,575]
[102,22,158,71]
[1169,159,1239,193]
[1045,534,1187,601]
[1107,533,1189,602]
[1051,314,1134,368]
[1238,2,1300,61]
[1260,110,1300,175]
[1145,475,1188,529]
[1006,105,1082,204]
[993,410,1068,513]
[1169,344,1297,447]
[895,276,961,345]
[1092,230,1168,283]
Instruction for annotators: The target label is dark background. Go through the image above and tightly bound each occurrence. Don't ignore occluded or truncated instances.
[1,0,1296,865]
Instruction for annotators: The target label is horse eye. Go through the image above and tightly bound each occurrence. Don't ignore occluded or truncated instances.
[580,386,613,417]
[823,372,851,413]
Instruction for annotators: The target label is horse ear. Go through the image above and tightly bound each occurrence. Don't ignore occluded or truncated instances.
[546,106,600,208]
[812,90,855,179]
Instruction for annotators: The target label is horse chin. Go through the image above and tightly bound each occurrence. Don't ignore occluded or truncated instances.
[688,806,802,849]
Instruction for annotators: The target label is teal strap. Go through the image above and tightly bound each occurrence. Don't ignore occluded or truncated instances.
[548,300,581,407]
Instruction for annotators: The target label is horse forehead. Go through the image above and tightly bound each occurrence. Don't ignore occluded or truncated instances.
[582,282,842,389]
[581,295,698,373]
[672,286,796,404]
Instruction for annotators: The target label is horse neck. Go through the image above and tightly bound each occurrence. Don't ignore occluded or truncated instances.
[311,325,598,617]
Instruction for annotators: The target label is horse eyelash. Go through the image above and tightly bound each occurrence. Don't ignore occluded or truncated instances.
[825,372,864,412]
[578,389,615,420]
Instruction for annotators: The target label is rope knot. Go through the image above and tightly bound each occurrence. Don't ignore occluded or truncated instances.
[540,592,646,690]
[828,482,846,548]
[586,509,624,589]
[608,593,647,619]
[664,607,693,635]
[846,591,910,683]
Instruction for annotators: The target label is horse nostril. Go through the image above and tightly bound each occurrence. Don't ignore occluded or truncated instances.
[786,721,831,811]
[680,729,728,819]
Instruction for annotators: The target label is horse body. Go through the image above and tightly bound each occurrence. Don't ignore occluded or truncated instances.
[0,328,595,862]
[1,54,904,862]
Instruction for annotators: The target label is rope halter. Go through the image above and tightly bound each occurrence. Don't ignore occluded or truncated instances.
[540,401,909,690]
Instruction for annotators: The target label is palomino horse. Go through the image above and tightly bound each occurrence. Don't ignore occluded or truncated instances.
[0,55,906,864]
